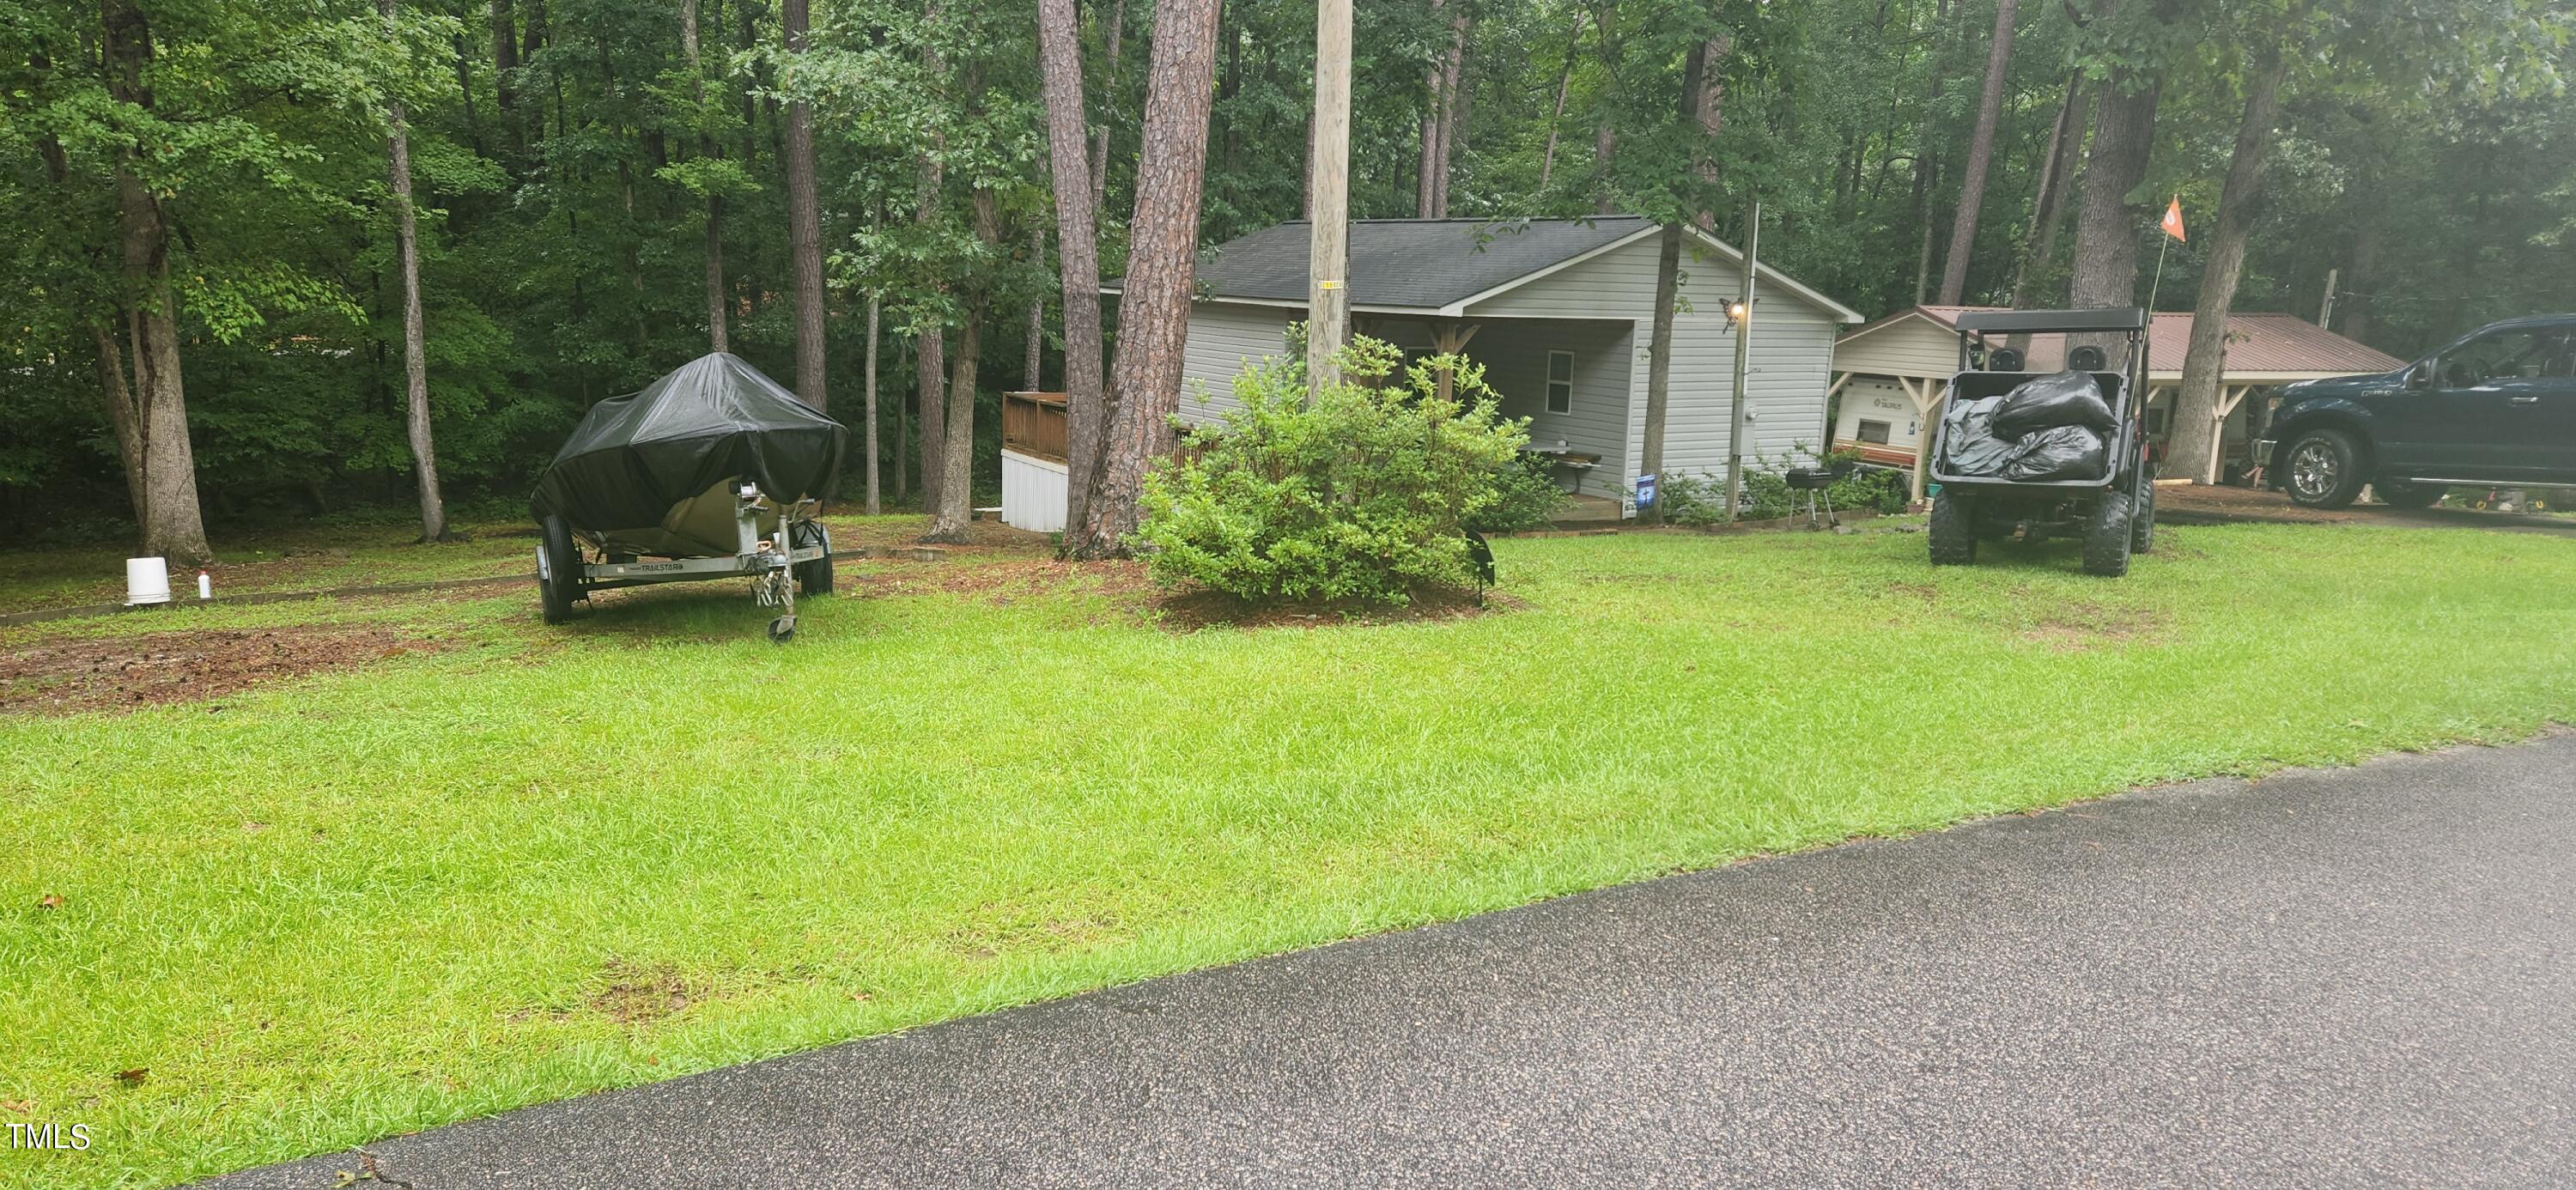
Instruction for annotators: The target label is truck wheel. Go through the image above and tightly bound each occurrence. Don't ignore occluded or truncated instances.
[2282,428,2366,509]
[1929,489,1977,566]
[793,522,834,597]
[2082,490,2134,577]
[2373,480,2446,509]
[538,513,584,623]
[2131,471,2157,553]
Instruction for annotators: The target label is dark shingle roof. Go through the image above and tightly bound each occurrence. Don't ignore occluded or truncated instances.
[1170,216,1655,309]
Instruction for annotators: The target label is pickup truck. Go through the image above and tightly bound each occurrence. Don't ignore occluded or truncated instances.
[2261,313,2576,507]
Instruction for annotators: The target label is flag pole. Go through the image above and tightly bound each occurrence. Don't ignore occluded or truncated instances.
[2146,234,2172,313]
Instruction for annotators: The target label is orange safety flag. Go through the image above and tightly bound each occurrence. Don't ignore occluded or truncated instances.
[2160,196,2187,242]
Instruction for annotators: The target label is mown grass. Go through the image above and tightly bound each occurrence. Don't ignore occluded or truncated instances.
[4,522,2575,1187]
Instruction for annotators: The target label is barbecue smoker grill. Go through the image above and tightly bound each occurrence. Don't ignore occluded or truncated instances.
[1925,307,2156,578]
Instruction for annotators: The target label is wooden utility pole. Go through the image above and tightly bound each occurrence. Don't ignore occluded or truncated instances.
[2317,266,2339,327]
[1308,0,1352,390]
[1723,197,1760,523]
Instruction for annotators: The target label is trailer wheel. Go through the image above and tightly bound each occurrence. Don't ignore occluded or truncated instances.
[538,514,584,623]
[793,522,834,597]
[2373,479,2446,509]
[2082,490,2134,577]
[2131,469,2157,554]
[1929,489,1978,566]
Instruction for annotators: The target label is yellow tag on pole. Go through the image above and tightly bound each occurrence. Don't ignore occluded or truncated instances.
[1319,280,1345,290]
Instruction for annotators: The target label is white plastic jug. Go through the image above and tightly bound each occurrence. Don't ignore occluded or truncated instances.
[125,557,173,606]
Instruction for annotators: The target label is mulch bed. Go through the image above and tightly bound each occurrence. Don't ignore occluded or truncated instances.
[0,626,447,715]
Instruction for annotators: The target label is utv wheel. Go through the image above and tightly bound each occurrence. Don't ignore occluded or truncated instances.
[2082,489,2134,578]
[2373,479,2446,510]
[1929,489,1978,566]
[2131,471,2158,554]
[2282,428,2366,509]
[538,513,584,624]
[793,521,835,597]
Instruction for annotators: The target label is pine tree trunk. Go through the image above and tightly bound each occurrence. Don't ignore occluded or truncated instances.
[383,0,447,543]
[1026,216,1047,389]
[1639,222,1684,524]
[683,0,728,353]
[1686,35,1728,228]
[914,24,949,515]
[2169,46,2287,484]
[1038,0,1110,541]
[106,0,213,567]
[1432,7,1467,216]
[1091,0,1125,216]
[1067,0,1221,559]
[1417,0,1445,218]
[1935,0,2017,305]
[1537,11,1585,191]
[782,0,827,410]
[865,291,882,514]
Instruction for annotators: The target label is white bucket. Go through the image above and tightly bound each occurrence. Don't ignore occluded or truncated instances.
[125,557,173,606]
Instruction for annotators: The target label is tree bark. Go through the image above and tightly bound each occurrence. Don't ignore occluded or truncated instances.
[1537,11,1587,191]
[105,0,213,567]
[88,324,149,525]
[1935,0,2017,304]
[683,0,728,353]
[914,27,949,516]
[2069,74,2161,312]
[1067,0,1221,559]
[927,190,1003,543]
[2007,70,2087,312]
[1026,216,1047,389]
[1091,0,1126,216]
[1686,35,1728,228]
[384,0,448,543]
[782,0,827,410]
[865,291,882,514]
[1417,0,1445,218]
[1039,0,1111,540]
[2169,45,2287,484]
[489,0,522,159]
[1638,221,1684,524]
[1431,5,1468,216]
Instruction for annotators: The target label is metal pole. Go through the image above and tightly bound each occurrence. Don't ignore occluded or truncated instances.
[1723,197,1759,523]
[1306,0,1353,393]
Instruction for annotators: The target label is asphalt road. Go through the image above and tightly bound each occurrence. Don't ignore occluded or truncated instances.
[211,738,2576,1189]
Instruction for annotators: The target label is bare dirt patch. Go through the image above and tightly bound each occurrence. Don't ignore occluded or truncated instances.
[586,962,695,1024]
[0,626,448,715]
[871,556,1516,631]
[2020,603,2161,653]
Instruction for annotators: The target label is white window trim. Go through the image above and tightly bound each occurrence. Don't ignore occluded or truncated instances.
[1546,350,1575,415]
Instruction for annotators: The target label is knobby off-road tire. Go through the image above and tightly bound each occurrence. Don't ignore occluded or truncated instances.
[2131,471,2157,553]
[2282,428,2367,509]
[538,513,584,624]
[2082,489,2134,577]
[2373,479,2447,509]
[793,522,835,597]
[1929,489,1978,566]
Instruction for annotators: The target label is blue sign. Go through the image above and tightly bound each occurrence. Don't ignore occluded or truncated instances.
[1634,472,1657,509]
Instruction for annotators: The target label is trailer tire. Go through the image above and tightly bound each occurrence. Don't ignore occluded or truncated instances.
[538,513,583,623]
[793,522,834,597]
[2372,479,2446,509]
[2082,490,2134,577]
[1929,489,1977,566]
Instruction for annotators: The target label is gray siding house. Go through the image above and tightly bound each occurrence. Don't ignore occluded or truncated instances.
[1108,216,1865,512]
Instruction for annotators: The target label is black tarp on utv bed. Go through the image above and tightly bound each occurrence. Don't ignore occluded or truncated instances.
[531,353,846,556]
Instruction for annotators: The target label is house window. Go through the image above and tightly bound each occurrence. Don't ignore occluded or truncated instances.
[1546,351,1575,414]
[1856,419,1891,445]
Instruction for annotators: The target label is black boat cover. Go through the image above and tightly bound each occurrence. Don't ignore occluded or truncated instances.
[532,353,846,537]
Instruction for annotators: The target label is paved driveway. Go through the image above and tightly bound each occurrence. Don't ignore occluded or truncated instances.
[213,738,2576,1188]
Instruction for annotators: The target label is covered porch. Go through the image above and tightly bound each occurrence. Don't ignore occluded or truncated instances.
[1349,313,1642,505]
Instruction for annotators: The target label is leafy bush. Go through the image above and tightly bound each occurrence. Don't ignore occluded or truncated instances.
[1467,450,1571,533]
[1652,446,1911,526]
[1136,337,1530,604]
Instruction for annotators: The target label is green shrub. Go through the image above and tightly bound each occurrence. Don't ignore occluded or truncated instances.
[1467,450,1571,533]
[1136,337,1530,604]
[1651,446,1910,526]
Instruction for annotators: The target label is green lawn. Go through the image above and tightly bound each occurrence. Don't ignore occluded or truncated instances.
[5,522,2574,1187]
